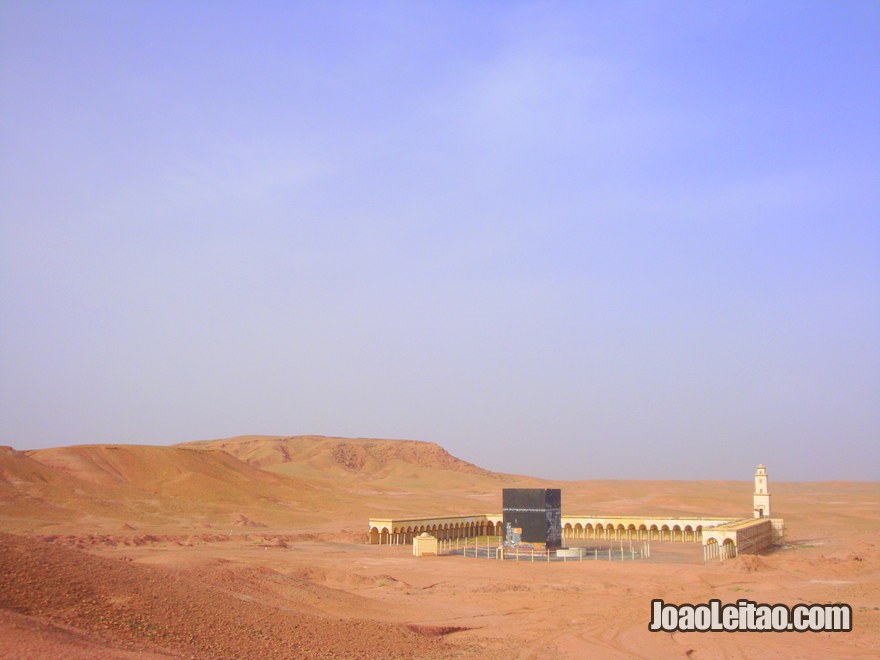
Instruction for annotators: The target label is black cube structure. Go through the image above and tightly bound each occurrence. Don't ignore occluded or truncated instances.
[502,488,562,549]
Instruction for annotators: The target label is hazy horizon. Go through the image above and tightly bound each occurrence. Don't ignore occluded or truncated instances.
[2,2,878,481]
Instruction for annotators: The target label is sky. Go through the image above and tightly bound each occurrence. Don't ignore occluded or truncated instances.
[1,1,878,481]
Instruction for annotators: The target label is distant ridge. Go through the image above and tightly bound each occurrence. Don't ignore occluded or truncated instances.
[177,435,501,483]
[24,443,315,496]
[1,436,525,532]
[0,443,348,531]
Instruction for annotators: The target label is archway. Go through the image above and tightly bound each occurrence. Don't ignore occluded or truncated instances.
[722,538,736,559]
[706,537,718,559]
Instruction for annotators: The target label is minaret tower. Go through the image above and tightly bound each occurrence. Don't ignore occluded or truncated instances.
[753,464,771,518]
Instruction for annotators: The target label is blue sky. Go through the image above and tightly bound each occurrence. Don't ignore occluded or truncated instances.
[1,1,878,480]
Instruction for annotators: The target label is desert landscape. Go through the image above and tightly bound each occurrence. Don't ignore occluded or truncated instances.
[1,435,877,658]
[3,2,877,658]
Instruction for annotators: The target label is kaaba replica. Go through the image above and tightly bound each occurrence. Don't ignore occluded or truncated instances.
[502,488,562,549]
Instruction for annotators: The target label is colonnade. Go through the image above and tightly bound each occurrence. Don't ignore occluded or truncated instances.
[703,537,736,561]
[562,521,706,543]
[369,516,503,545]
[368,514,736,545]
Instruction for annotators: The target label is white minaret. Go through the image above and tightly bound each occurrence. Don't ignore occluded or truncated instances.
[753,464,771,518]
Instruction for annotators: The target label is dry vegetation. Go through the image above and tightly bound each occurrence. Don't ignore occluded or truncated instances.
[1,437,878,658]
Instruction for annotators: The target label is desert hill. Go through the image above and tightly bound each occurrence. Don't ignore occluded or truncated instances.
[1,439,879,658]
[0,445,148,526]
[0,437,532,534]
[26,443,315,499]
[177,435,506,484]
[1,443,352,533]
[177,435,538,522]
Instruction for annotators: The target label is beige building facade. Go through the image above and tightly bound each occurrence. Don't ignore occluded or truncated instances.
[368,465,784,559]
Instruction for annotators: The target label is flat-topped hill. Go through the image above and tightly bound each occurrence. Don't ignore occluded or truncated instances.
[2,439,878,659]
[0,436,530,533]
[1,443,342,531]
[26,443,315,497]
[177,435,504,485]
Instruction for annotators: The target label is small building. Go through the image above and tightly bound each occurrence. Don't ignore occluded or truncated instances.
[412,532,438,557]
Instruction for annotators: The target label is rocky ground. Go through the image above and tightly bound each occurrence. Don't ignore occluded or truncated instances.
[1,436,878,658]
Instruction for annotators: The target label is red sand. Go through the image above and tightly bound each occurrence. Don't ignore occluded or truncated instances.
[1,437,878,657]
